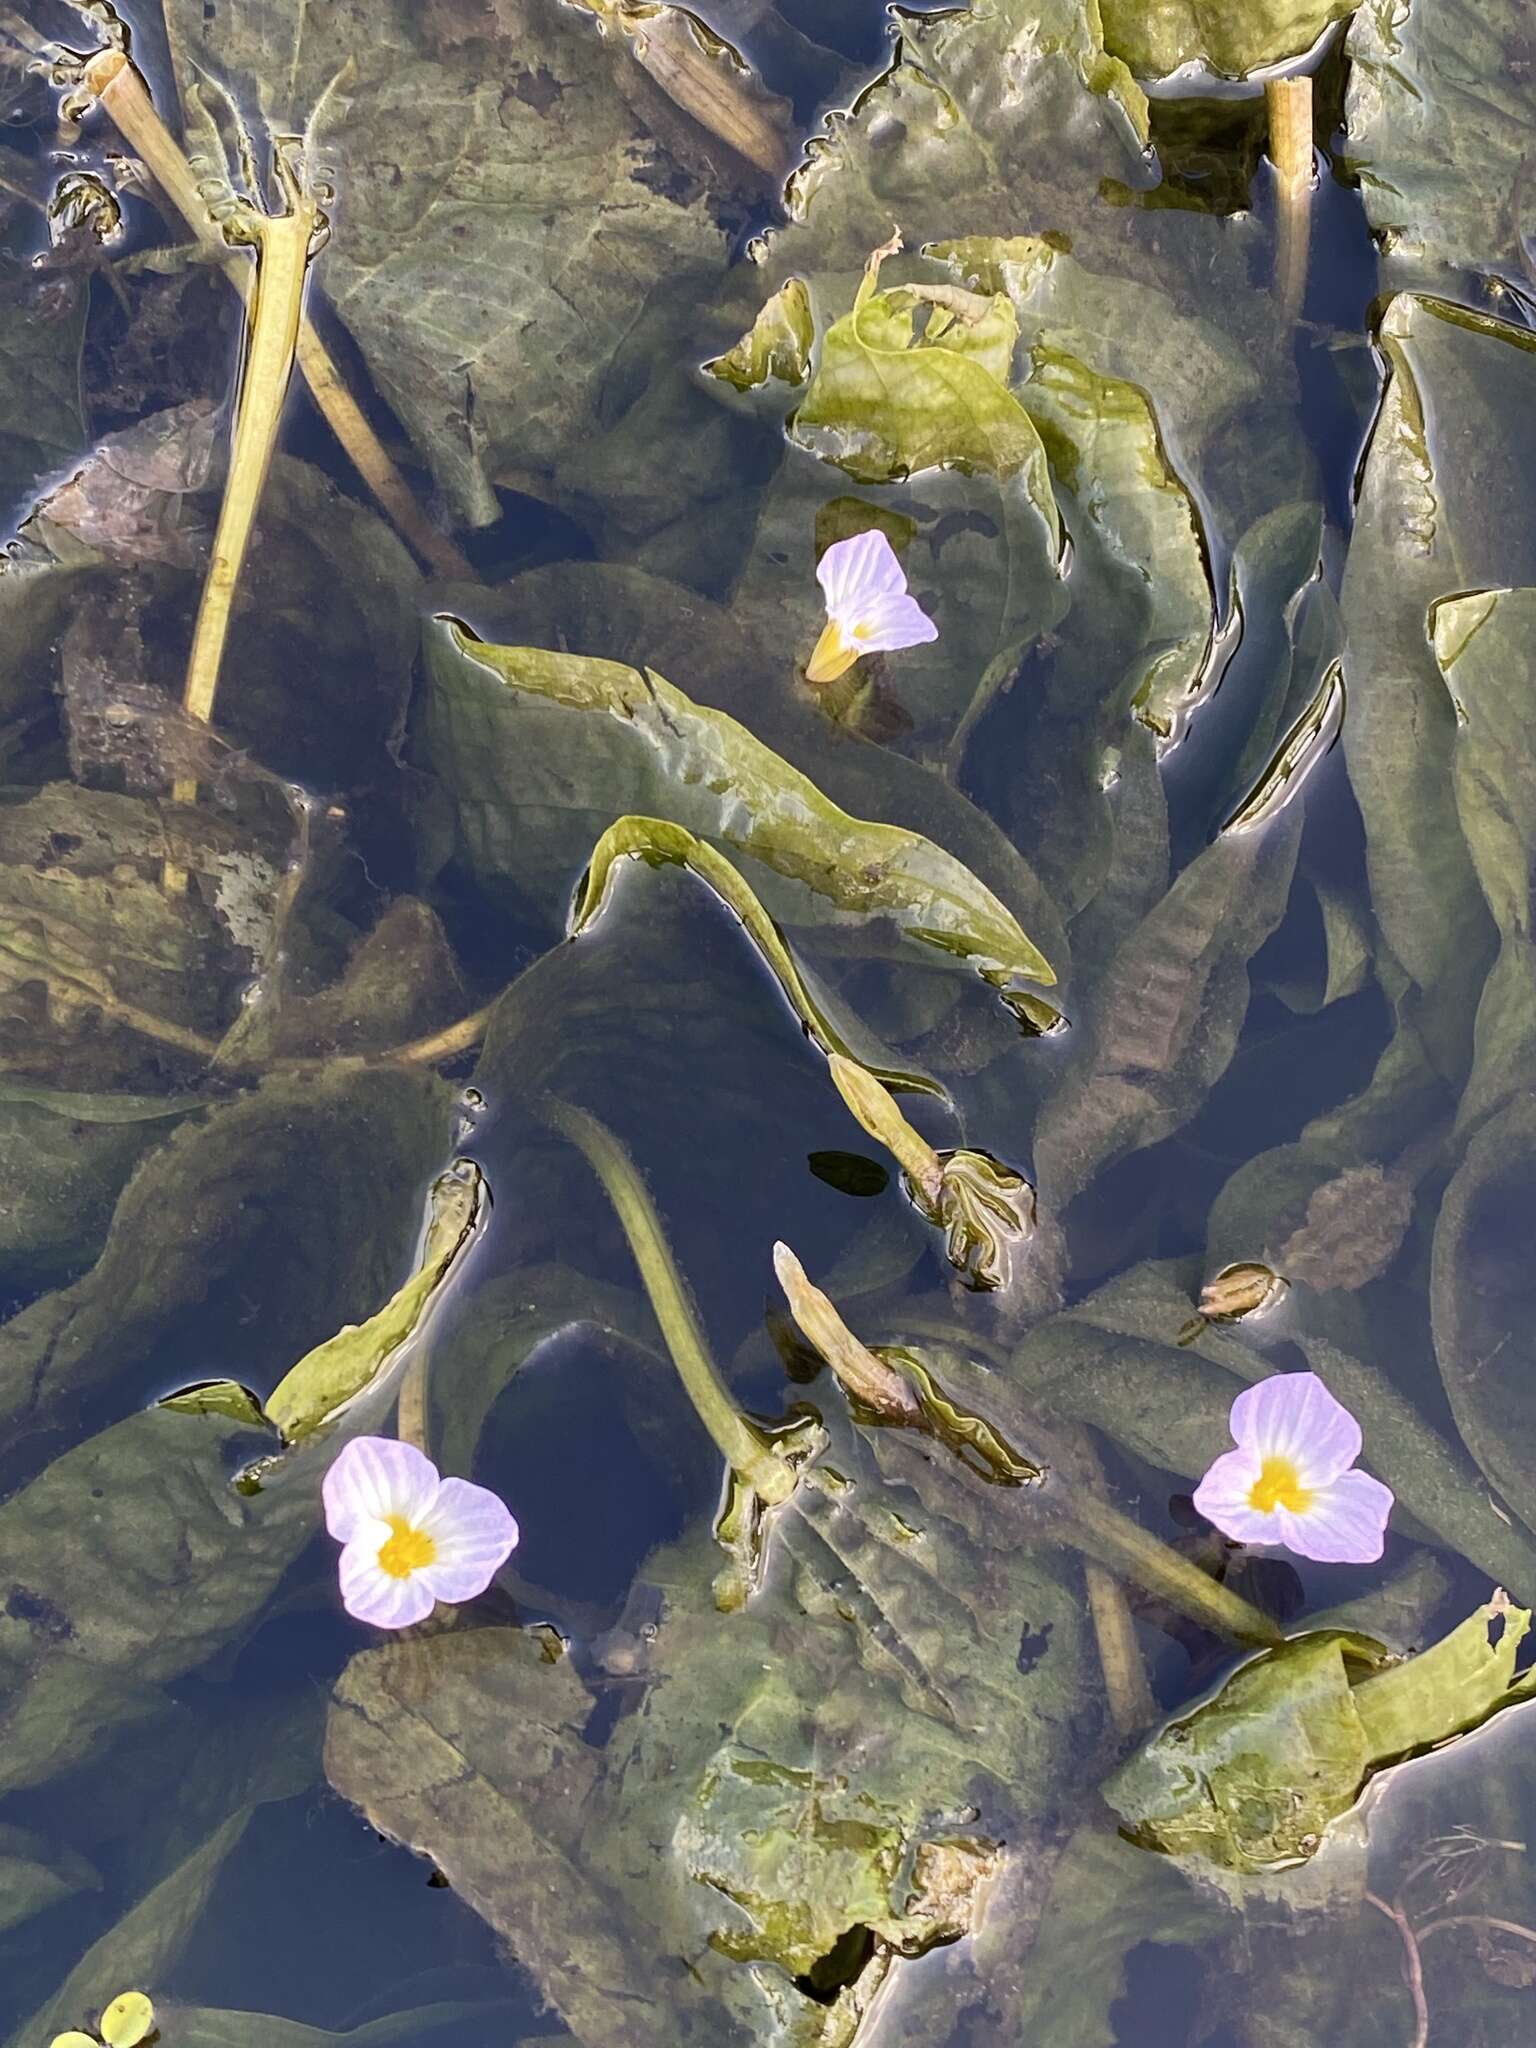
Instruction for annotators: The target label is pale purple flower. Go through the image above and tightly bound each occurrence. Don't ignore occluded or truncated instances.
[806,528,938,684]
[323,1436,519,1628]
[1193,1372,1393,1564]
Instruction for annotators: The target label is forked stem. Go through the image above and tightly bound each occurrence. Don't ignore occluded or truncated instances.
[80,49,473,581]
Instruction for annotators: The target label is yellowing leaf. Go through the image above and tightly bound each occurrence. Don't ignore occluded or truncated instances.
[263,1161,485,1442]
[791,252,1060,549]
[100,1990,155,2048]
[704,278,814,391]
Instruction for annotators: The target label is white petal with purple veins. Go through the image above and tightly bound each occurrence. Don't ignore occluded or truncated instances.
[323,1435,439,1541]
[1275,1470,1395,1564]
[1229,1371,1361,1485]
[1190,1446,1277,1545]
[416,1476,520,1603]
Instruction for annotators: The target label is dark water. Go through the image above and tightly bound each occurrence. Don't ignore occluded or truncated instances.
[5,1,1536,2046]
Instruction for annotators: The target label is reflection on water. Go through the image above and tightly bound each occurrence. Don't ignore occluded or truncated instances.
[4,0,1536,2043]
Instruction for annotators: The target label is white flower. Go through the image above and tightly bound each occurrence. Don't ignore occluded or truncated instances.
[1193,1372,1394,1564]
[323,1436,519,1628]
[806,528,938,684]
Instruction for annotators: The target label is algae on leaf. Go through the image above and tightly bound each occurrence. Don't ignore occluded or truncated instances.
[791,247,1059,530]
[1106,1594,1534,1873]
[705,277,814,391]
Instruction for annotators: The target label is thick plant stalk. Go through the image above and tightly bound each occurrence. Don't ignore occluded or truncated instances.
[1267,74,1314,320]
[1085,1561,1158,1736]
[174,157,317,802]
[80,49,473,581]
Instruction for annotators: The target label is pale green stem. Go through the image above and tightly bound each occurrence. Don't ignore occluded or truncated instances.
[828,1052,944,1202]
[544,1098,794,1502]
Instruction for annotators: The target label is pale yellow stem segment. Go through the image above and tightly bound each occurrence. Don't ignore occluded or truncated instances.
[1267,74,1314,321]
[827,1052,944,1202]
[84,51,474,581]
[178,180,316,743]
[1085,1560,1158,1737]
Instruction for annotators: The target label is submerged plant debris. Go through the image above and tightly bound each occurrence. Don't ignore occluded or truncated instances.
[5,1,1536,2046]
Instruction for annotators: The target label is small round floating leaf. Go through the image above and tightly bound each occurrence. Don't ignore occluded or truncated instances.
[100,1991,154,2047]
[49,2034,99,2047]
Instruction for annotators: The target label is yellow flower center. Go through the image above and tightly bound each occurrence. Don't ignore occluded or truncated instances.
[852,620,875,640]
[377,1515,437,1579]
[1249,1456,1313,1515]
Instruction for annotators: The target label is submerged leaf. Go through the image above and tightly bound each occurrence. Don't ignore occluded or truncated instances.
[1341,297,1536,1071]
[1106,1593,1533,1871]
[163,0,734,527]
[1347,0,1536,293]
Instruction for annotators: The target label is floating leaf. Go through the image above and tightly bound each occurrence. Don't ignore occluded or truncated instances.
[792,245,1059,525]
[1106,1593,1533,1872]
[572,814,937,1091]
[427,618,1056,1001]
[704,276,813,390]
[262,1159,485,1442]
[99,1991,155,2048]
[1013,340,1213,743]
[1100,0,1350,80]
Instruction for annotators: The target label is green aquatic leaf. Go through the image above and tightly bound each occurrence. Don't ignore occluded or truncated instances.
[1340,297,1536,1073]
[1347,0,1536,293]
[1105,1593,1534,1872]
[0,1066,451,1455]
[162,0,736,527]
[1432,1095,1536,1542]
[0,261,86,525]
[704,276,814,391]
[161,1158,486,1445]
[1013,339,1213,741]
[0,1101,453,1797]
[166,2006,547,2048]
[415,558,1065,1040]
[1100,0,1350,80]
[425,617,1056,999]
[0,1080,207,1291]
[1429,586,1536,1135]
[0,1824,99,1937]
[792,252,1059,529]
[1032,817,1301,1205]
[328,1415,1094,2043]
[573,814,938,1091]
[1018,1262,1536,1598]
[989,1821,1226,2047]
